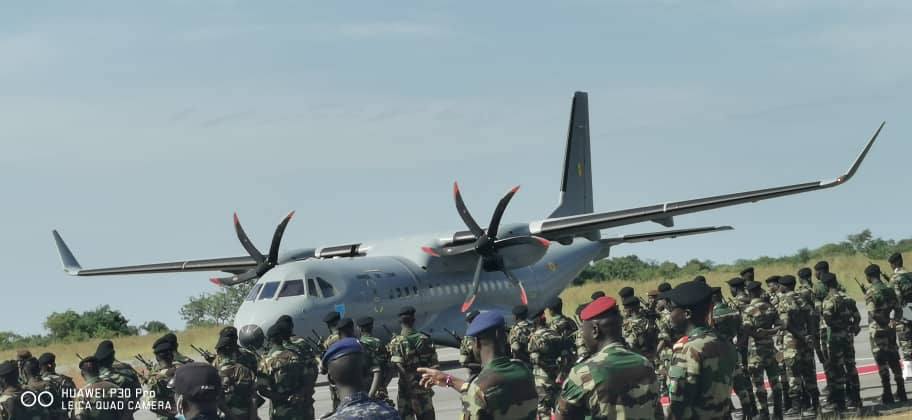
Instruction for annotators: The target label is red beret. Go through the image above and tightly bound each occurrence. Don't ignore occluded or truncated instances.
[580,297,618,321]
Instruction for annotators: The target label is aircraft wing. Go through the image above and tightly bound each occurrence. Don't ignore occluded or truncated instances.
[531,122,884,241]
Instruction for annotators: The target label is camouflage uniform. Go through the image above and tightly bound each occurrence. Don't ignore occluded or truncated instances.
[548,314,578,377]
[257,343,317,420]
[777,289,819,412]
[1,384,48,420]
[667,326,738,420]
[322,392,398,420]
[527,324,565,419]
[458,336,482,377]
[358,332,393,406]
[655,308,681,397]
[712,301,756,417]
[892,268,912,362]
[742,296,783,417]
[821,289,862,407]
[557,342,662,419]
[388,327,438,420]
[865,279,904,399]
[623,310,657,360]
[215,348,260,375]
[573,330,589,362]
[322,331,342,410]
[72,378,123,420]
[507,319,534,365]
[217,354,257,420]
[460,357,537,420]
[99,361,142,419]
[40,372,76,420]
[144,364,177,420]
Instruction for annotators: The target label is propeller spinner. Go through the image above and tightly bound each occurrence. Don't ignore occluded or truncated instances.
[210,211,295,286]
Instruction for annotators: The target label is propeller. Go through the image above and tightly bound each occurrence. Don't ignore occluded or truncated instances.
[210,211,295,286]
[452,182,538,312]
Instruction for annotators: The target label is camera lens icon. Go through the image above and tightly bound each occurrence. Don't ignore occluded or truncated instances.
[20,391,54,408]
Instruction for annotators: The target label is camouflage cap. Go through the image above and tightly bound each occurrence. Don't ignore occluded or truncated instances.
[779,275,796,286]
[618,287,635,299]
[173,363,221,400]
[356,316,374,328]
[797,267,812,279]
[739,267,754,276]
[889,253,903,265]
[865,264,882,277]
[580,297,619,320]
[37,352,55,366]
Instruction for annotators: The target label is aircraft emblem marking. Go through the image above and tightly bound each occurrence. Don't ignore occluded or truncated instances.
[577,162,584,177]
[547,262,558,272]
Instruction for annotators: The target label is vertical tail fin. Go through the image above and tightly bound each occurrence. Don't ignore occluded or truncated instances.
[549,92,597,239]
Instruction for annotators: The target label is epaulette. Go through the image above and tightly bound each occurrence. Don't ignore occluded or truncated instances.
[672,336,689,352]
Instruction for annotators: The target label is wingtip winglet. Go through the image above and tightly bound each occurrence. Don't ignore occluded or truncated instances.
[52,230,82,275]
[826,122,885,187]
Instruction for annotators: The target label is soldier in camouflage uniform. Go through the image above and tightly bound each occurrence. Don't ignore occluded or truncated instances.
[356,317,394,405]
[666,281,738,420]
[145,338,178,420]
[37,353,76,420]
[211,326,260,376]
[258,323,316,420]
[458,310,483,376]
[335,318,384,403]
[214,330,257,420]
[622,296,657,360]
[888,252,912,380]
[555,296,662,420]
[95,340,143,420]
[160,333,194,366]
[545,297,577,377]
[15,351,31,387]
[1,360,47,420]
[322,339,398,420]
[617,287,635,314]
[20,358,53,420]
[507,305,533,365]
[776,275,820,416]
[711,288,757,419]
[527,308,566,419]
[864,263,907,404]
[742,280,783,419]
[388,306,438,420]
[419,312,537,420]
[320,312,342,411]
[654,282,675,397]
[73,357,123,420]
[820,272,862,413]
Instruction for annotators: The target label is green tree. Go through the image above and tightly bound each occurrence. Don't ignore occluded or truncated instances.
[180,283,253,327]
[141,321,170,334]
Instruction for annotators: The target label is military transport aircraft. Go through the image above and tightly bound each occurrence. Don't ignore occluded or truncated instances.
[52,92,884,347]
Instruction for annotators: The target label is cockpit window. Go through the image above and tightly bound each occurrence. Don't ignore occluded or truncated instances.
[245,283,262,301]
[258,282,280,300]
[278,279,306,298]
[307,278,318,297]
[317,277,335,297]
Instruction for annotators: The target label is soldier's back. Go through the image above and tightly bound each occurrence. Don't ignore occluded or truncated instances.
[73,381,122,420]
[548,315,577,337]
[461,357,537,420]
[2,387,46,420]
[712,302,741,342]
[507,320,533,363]
[218,358,257,420]
[623,313,656,358]
[324,392,398,420]
[667,327,738,420]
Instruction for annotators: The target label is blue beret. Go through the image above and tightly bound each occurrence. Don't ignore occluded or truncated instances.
[322,337,363,366]
[465,311,505,337]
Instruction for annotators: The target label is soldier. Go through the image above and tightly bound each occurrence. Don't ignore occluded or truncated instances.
[741,266,756,282]
[555,296,662,419]
[654,282,676,397]
[419,312,537,419]
[336,318,383,400]
[665,281,738,420]
[507,305,533,365]
[160,333,194,366]
[622,296,657,360]
[322,339,399,420]
[458,310,483,376]
[94,340,142,420]
[528,308,566,419]
[239,326,266,357]
[15,351,31,386]
[617,287,635,314]
[763,276,780,306]
[388,306,438,420]
[888,252,912,380]
[20,358,53,402]
[742,280,783,419]
[711,288,757,419]
[323,312,342,350]
[213,330,257,420]
[213,326,260,376]
[645,290,660,322]
[145,338,178,420]
[37,353,76,420]
[777,275,820,416]
[796,268,823,365]
[257,323,316,420]
[820,272,862,413]
[356,317,394,405]
[864,263,907,404]
[171,363,222,420]
[73,357,123,420]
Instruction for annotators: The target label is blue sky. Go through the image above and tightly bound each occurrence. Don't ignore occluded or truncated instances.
[2,1,910,334]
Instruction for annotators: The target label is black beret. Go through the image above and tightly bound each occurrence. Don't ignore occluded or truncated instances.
[814,261,829,271]
[95,340,115,360]
[37,353,55,366]
[765,275,781,284]
[657,282,672,293]
[153,337,173,353]
[711,286,722,295]
[162,333,177,344]
[215,334,235,350]
[739,267,754,276]
[337,318,354,330]
[821,272,837,284]
[693,275,707,283]
[512,305,528,317]
[622,296,640,306]
[779,275,796,286]
[618,287,635,298]
[662,281,714,308]
[744,280,761,291]
[889,253,903,265]
[0,361,16,376]
[220,326,239,339]
[465,310,480,323]
[865,264,882,277]
[797,267,812,278]
[323,312,341,324]
[398,306,416,316]
[78,356,98,370]
[545,296,563,310]
[726,277,745,287]
[266,323,286,339]
[173,363,221,399]
[356,316,374,328]
[590,291,606,300]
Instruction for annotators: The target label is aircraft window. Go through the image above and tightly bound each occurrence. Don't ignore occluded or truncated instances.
[388,289,394,299]
[374,273,383,278]
[403,287,410,297]
[307,278,318,297]
[278,280,306,298]
[245,284,262,301]
[317,277,336,297]
[386,272,396,277]
[396,288,403,298]
[412,286,418,295]
[258,282,279,300]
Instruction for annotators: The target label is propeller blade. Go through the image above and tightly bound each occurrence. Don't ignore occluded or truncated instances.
[267,211,295,266]
[453,182,485,238]
[486,186,519,239]
[210,269,259,287]
[501,268,529,305]
[461,257,484,313]
[233,213,265,264]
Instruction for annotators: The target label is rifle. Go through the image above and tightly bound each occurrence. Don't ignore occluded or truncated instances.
[75,353,84,361]
[134,354,154,370]
[190,344,215,363]
[853,277,867,294]
[304,336,324,354]
[443,328,463,343]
